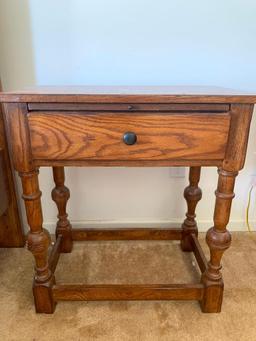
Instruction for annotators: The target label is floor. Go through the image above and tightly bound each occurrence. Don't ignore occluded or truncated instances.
[0,232,256,341]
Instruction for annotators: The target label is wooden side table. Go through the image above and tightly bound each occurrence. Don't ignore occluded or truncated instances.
[0,82,24,247]
[1,86,255,314]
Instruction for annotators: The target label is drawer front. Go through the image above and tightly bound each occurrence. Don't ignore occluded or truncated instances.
[28,112,230,162]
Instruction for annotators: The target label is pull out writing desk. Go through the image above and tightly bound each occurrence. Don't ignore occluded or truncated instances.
[1,86,255,313]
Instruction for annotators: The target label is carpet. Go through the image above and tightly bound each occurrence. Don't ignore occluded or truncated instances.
[0,232,256,341]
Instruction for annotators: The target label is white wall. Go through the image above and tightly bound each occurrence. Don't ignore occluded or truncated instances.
[1,0,256,232]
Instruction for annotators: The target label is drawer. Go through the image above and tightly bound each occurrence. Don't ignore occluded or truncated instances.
[28,111,231,162]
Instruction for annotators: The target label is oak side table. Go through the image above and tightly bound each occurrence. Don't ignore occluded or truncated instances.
[1,86,255,314]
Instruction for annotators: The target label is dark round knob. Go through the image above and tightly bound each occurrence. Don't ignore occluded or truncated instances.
[123,132,137,145]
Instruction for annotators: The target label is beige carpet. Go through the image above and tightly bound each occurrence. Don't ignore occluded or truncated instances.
[0,232,256,341]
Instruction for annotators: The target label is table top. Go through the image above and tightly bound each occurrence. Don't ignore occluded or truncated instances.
[1,86,256,104]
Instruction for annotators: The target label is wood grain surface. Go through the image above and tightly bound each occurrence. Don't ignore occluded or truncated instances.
[71,227,182,241]
[0,149,9,216]
[0,85,24,246]
[52,283,204,301]
[28,103,230,112]
[1,85,256,103]
[28,112,230,162]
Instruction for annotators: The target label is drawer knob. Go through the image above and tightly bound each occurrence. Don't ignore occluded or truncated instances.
[123,132,137,145]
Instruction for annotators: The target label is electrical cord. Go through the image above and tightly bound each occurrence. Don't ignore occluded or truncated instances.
[246,185,254,232]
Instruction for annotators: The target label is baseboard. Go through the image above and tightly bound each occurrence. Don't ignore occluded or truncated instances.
[43,219,252,234]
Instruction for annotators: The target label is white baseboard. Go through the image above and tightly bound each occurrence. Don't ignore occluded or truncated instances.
[42,219,252,234]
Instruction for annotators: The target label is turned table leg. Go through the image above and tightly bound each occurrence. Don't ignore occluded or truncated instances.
[51,166,73,253]
[20,169,56,313]
[181,166,202,251]
[200,168,237,313]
